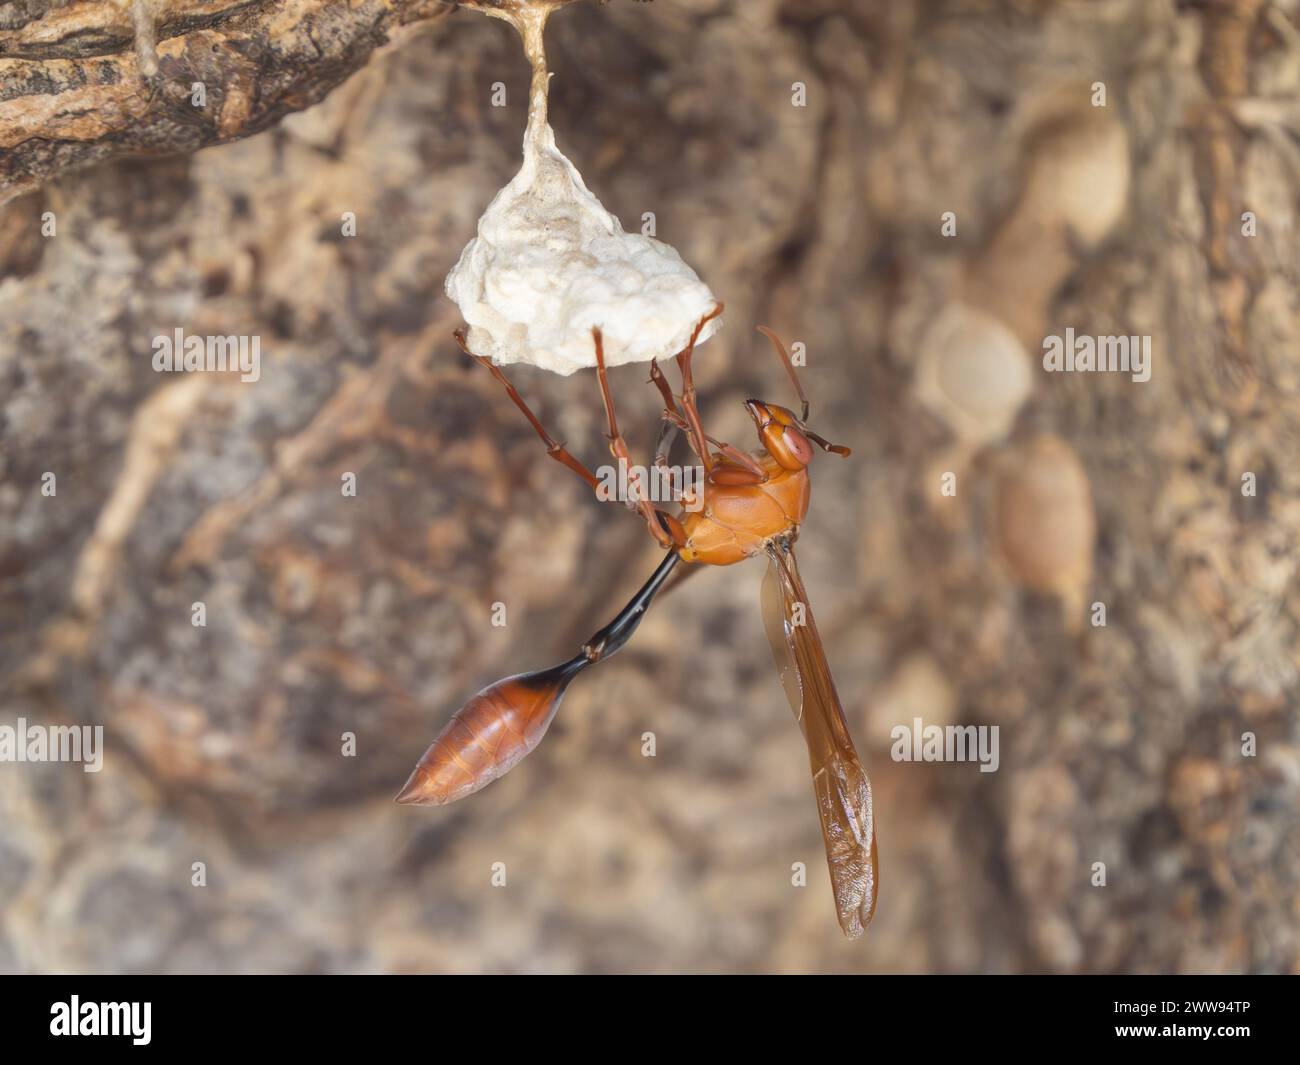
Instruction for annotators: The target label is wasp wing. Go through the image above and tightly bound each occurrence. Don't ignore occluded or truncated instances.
[762,541,878,938]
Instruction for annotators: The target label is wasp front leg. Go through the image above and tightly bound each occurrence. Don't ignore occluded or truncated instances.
[660,409,768,485]
[674,302,724,476]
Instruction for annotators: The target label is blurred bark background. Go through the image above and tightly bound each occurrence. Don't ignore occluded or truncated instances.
[1,0,1297,973]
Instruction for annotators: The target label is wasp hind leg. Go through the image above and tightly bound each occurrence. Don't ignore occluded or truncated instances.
[455,329,604,492]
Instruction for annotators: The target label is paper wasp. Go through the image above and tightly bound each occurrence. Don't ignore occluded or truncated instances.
[397,306,878,938]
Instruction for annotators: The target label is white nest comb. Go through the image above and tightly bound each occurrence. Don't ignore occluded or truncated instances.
[443,2,721,375]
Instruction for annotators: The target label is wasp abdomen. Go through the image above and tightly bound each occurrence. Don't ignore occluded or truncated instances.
[395,662,582,806]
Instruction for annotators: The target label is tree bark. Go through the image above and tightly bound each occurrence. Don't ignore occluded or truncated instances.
[0,0,453,205]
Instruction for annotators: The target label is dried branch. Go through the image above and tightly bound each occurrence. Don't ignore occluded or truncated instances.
[0,0,454,205]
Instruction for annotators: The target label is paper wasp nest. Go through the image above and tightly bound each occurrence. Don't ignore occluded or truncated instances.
[445,2,721,375]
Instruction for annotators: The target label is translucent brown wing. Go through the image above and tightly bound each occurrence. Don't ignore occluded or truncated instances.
[762,540,878,938]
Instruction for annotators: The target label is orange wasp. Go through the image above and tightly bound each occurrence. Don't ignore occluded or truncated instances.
[397,305,879,938]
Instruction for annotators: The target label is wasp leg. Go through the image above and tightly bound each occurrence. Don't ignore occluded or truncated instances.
[455,328,602,492]
[674,302,724,476]
[661,408,768,483]
[592,327,679,549]
[648,359,686,493]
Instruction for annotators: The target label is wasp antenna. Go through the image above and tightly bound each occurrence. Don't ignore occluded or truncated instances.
[807,429,851,458]
[756,325,810,422]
